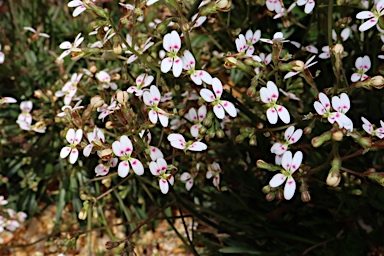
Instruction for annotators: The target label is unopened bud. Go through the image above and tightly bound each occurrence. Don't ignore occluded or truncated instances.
[326,157,341,187]
[116,90,128,104]
[311,131,332,147]
[332,130,344,141]
[78,201,89,220]
[105,121,114,129]
[216,129,225,138]
[113,43,122,55]
[265,192,275,201]
[370,76,384,89]
[224,56,238,69]
[301,191,311,203]
[216,0,232,11]
[235,133,247,143]
[249,135,257,146]
[276,189,284,200]
[246,85,257,97]
[199,126,207,135]
[4,45,11,52]
[256,160,281,171]
[292,60,305,71]
[98,148,113,161]
[89,65,97,73]
[350,131,372,149]
[333,43,344,54]
[207,129,216,139]
[105,241,121,250]
[262,185,271,194]
[90,95,105,109]
[203,111,214,126]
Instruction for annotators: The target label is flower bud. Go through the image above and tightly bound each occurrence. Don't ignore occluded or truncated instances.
[90,95,104,109]
[276,189,284,200]
[105,121,114,129]
[311,131,332,147]
[301,191,311,203]
[115,90,128,104]
[203,111,214,127]
[249,135,257,146]
[326,157,341,187]
[349,131,372,149]
[89,65,98,73]
[216,0,232,11]
[333,43,344,54]
[224,56,238,69]
[113,43,122,55]
[266,192,275,201]
[235,133,247,143]
[256,160,282,171]
[247,85,257,97]
[207,129,216,139]
[291,60,305,71]
[199,126,207,135]
[78,201,89,220]
[262,185,271,194]
[216,129,225,138]
[98,148,113,161]
[106,241,121,250]
[332,130,344,141]
[370,76,384,89]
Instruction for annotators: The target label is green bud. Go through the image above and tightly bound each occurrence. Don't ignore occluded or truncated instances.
[326,157,341,187]
[256,160,282,171]
[262,185,271,194]
[350,131,372,149]
[203,111,214,126]
[311,131,332,147]
[216,129,225,138]
[235,133,247,143]
[249,135,257,146]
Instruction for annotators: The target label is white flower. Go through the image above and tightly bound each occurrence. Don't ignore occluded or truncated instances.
[149,158,174,194]
[124,35,154,64]
[182,50,212,85]
[260,81,290,124]
[167,133,207,151]
[319,46,331,59]
[314,93,353,131]
[55,73,82,105]
[185,105,207,138]
[200,78,237,119]
[304,45,319,54]
[271,126,303,155]
[57,100,84,117]
[24,27,50,38]
[284,55,317,79]
[97,98,120,121]
[351,56,370,82]
[274,3,296,19]
[17,101,33,124]
[112,135,144,177]
[95,158,118,176]
[356,0,384,31]
[332,28,351,42]
[260,32,288,44]
[161,31,183,77]
[0,44,4,64]
[0,97,17,104]
[60,129,83,164]
[146,0,159,5]
[180,171,197,191]
[58,33,84,60]
[96,71,118,90]
[68,0,86,17]
[143,86,169,127]
[83,127,105,157]
[266,0,282,13]
[127,73,154,96]
[206,162,221,188]
[269,151,303,200]
[235,29,261,56]
[361,117,384,138]
[297,0,315,14]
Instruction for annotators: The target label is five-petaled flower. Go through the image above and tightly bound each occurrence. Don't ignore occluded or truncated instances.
[167,133,207,151]
[112,135,144,177]
[351,56,371,82]
[161,30,183,77]
[60,128,83,164]
[200,78,237,119]
[143,85,169,127]
[149,158,174,194]
[269,151,303,200]
[260,81,290,124]
[356,0,384,31]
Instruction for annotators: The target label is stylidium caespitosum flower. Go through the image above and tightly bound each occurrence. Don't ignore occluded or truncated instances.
[60,128,83,164]
[143,86,169,127]
[112,135,144,177]
[149,158,174,194]
[167,134,207,152]
[260,81,290,124]
[161,30,183,77]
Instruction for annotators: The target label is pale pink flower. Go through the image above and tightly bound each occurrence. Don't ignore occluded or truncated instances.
[206,162,221,188]
[284,55,317,79]
[96,71,118,90]
[127,73,154,96]
[332,28,351,42]
[0,97,16,104]
[55,73,82,105]
[260,32,288,44]
[17,101,33,124]
[356,0,384,31]
[95,158,118,176]
[180,171,198,191]
[97,98,119,120]
[361,117,384,138]
[68,0,86,17]
[83,127,105,157]
[185,105,207,138]
[319,46,331,59]
[24,27,50,38]
[58,33,84,60]
[124,34,154,64]
[266,0,282,13]
[271,126,303,155]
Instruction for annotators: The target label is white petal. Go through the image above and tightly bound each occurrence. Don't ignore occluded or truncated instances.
[60,146,71,159]
[260,87,271,103]
[187,108,198,122]
[267,81,279,99]
[332,95,342,112]
[112,141,123,156]
[359,18,378,31]
[170,30,181,52]
[180,172,191,181]
[199,70,213,84]
[284,71,299,79]
[339,93,350,112]
[130,158,144,175]
[148,110,158,124]
[221,100,237,117]
[73,6,86,17]
[149,146,164,161]
[211,78,223,98]
[120,135,133,153]
[362,55,371,71]
[66,128,75,143]
[340,28,351,41]
[282,151,293,171]
[284,177,296,200]
[69,148,79,164]
[185,180,194,191]
[291,151,303,172]
[290,129,303,144]
[59,41,72,49]
[198,105,207,120]
[150,85,161,103]
[172,57,183,77]
[356,11,374,19]
[276,105,290,124]
[161,58,173,73]
[167,133,185,142]
[284,126,295,140]
[159,179,169,194]
[304,0,315,13]
[143,91,154,106]
[187,142,207,151]
[75,129,83,144]
[213,104,225,119]
[158,111,169,127]
[163,32,172,52]
[319,93,331,110]
[83,144,93,157]
[118,161,130,177]
[200,88,215,102]
[269,173,286,187]
[190,124,200,137]
[266,107,278,124]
